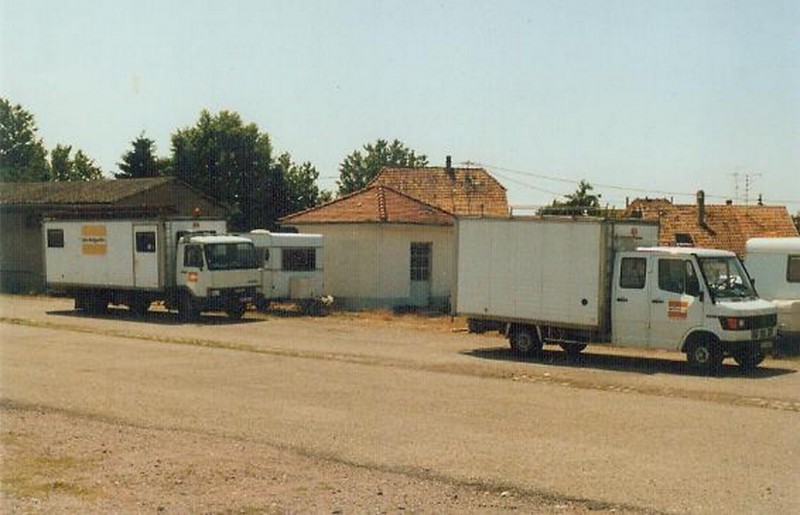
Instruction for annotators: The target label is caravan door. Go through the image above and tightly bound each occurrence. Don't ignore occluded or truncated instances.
[133,224,160,288]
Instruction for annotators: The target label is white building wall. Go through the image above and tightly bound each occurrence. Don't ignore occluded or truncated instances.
[292,224,454,309]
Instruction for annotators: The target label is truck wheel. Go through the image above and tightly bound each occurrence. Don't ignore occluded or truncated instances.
[129,298,150,317]
[560,343,587,360]
[467,319,487,334]
[226,302,246,320]
[85,293,108,315]
[732,347,765,371]
[509,328,542,355]
[687,338,723,376]
[179,294,199,322]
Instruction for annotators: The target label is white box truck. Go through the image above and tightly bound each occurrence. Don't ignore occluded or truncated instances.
[454,217,778,374]
[240,230,326,312]
[44,217,260,320]
[745,237,800,344]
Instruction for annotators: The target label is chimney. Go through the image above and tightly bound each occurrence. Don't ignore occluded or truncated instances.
[445,155,454,179]
[725,199,733,206]
[697,190,706,227]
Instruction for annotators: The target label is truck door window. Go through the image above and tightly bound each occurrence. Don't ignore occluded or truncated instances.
[135,232,156,253]
[788,256,800,283]
[619,257,646,289]
[685,261,700,296]
[184,245,204,268]
[47,229,65,248]
[658,259,689,294]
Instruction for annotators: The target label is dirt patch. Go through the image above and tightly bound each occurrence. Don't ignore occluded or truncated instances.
[1,404,636,514]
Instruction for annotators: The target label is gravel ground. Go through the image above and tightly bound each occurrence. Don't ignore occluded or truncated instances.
[1,404,632,514]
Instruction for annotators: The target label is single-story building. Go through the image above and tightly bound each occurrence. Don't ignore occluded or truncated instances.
[0,177,226,293]
[625,191,799,256]
[281,164,508,309]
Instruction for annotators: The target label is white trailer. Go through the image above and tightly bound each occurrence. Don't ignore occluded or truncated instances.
[241,230,326,311]
[454,217,778,374]
[746,237,800,341]
[44,217,260,320]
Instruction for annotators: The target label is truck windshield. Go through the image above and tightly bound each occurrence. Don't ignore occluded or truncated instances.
[697,256,756,301]
[203,242,258,271]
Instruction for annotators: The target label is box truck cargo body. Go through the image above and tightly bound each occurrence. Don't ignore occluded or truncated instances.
[44,218,260,320]
[240,230,326,310]
[454,217,777,374]
[746,237,800,341]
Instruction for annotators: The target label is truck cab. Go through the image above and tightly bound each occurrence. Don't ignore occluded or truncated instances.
[612,247,777,372]
[175,234,260,320]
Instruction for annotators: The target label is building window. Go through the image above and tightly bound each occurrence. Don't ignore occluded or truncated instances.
[619,257,646,289]
[410,242,432,281]
[788,256,800,283]
[282,248,316,271]
[47,229,64,248]
[135,231,156,253]
[675,233,694,246]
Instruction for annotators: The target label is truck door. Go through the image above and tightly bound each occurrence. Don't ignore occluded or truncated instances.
[648,257,704,350]
[133,224,160,288]
[612,255,651,346]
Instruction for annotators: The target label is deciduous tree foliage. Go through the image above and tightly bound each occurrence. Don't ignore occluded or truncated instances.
[275,152,330,215]
[116,133,164,179]
[169,110,286,231]
[337,139,427,196]
[0,98,50,182]
[48,144,104,182]
[539,180,601,216]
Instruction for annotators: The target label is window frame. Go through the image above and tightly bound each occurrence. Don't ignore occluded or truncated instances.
[47,228,65,248]
[788,255,800,283]
[281,247,316,272]
[619,257,646,290]
[135,231,156,253]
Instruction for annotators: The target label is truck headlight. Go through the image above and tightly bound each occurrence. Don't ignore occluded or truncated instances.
[720,317,747,330]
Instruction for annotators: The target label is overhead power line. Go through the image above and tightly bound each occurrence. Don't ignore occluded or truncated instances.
[465,161,800,207]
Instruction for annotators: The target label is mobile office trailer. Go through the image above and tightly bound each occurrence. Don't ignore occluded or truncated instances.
[745,237,800,341]
[44,217,260,320]
[454,217,777,374]
[241,230,325,310]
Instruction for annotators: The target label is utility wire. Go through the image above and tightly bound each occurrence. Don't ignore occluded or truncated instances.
[466,161,800,207]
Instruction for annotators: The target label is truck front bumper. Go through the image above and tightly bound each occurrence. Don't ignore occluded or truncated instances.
[205,286,257,308]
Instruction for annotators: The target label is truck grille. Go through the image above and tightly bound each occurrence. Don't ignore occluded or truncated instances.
[748,314,777,330]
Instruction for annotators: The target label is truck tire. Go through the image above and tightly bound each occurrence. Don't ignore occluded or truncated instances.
[179,293,199,322]
[732,347,765,371]
[226,302,246,320]
[509,327,542,355]
[85,293,108,315]
[687,337,723,376]
[560,343,587,360]
[129,298,150,317]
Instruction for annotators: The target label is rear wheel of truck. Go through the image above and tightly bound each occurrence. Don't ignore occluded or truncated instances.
[85,293,109,315]
[732,347,765,371]
[178,293,199,322]
[509,327,542,355]
[226,302,246,320]
[687,337,723,376]
[560,343,587,360]
[129,298,150,317]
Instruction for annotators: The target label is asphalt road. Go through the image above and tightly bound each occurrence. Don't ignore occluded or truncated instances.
[2,295,799,513]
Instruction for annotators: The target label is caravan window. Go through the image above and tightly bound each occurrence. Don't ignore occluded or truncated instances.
[619,257,646,289]
[47,229,64,248]
[282,248,315,271]
[788,256,800,283]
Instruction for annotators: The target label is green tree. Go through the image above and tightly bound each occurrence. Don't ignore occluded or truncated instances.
[169,110,286,231]
[0,98,50,182]
[337,138,427,196]
[116,133,164,179]
[275,152,327,215]
[49,144,104,181]
[539,180,601,216]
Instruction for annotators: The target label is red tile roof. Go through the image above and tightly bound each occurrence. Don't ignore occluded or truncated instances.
[626,198,799,256]
[280,185,455,225]
[369,167,508,217]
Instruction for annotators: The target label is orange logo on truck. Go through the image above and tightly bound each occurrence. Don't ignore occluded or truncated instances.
[81,225,107,255]
[668,300,688,319]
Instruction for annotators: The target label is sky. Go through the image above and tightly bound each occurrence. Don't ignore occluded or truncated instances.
[2,0,798,211]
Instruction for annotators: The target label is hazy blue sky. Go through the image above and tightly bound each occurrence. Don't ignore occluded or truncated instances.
[2,0,798,210]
